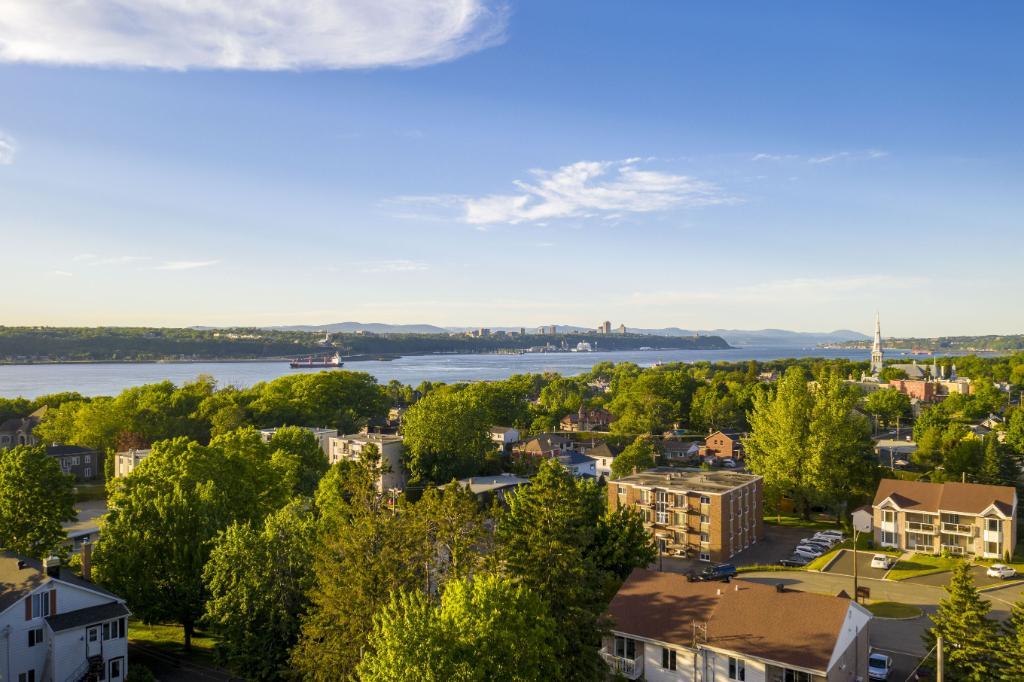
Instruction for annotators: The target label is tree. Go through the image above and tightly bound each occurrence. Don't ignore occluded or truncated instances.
[806,371,877,515]
[94,433,287,650]
[995,599,1024,681]
[267,426,329,496]
[944,437,985,482]
[401,390,491,484]
[689,382,742,433]
[924,562,996,681]
[357,574,558,682]
[0,446,76,557]
[977,436,1018,486]
[496,459,644,681]
[1007,408,1024,456]
[247,371,389,433]
[864,388,911,428]
[610,436,657,480]
[203,499,318,680]
[743,368,815,518]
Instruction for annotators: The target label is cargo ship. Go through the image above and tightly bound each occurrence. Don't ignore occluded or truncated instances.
[289,352,344,369]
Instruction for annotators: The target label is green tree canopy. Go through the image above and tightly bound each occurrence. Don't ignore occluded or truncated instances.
[401,389,491,484]
[924,562,996,681]
[610,436,657,480]
[863,387,911,428]
[357,574,558,682]
[0,445,76,558]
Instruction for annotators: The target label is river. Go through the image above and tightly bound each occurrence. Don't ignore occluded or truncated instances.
[0,346,899,399]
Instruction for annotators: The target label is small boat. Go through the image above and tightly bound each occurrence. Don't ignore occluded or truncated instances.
[289,352,344,369]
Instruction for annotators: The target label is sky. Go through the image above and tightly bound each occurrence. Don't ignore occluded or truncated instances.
[1,2,1022,337]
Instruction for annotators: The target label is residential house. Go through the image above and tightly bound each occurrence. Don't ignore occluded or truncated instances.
[45,446,102,483]
[579,440,618,478]
[488,426,520,452]
[557,450,597,478]
[513,434,573,458]
[700,431,744,460]
[0,407,45,450]
[559,407,614,432]
[872,479,1018,558]
[0,551,130,682]
[441,474,529,506]
[328,433,406,492]
[113,449,151,478]
[851,505,873,534]
[259,426,337,456]
[610,468,764,562]
[660,439,701,464]
[603,568,871,682]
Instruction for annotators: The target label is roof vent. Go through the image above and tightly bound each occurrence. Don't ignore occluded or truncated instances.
[775,582,785,593]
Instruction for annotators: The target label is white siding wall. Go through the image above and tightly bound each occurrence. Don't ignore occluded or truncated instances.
[706,650,767,682]
[642,644,693,682]
[51,620,129,682]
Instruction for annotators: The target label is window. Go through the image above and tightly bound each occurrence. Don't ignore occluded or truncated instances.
[987,541,1000,555]
[27,628,43,647]
[987,518,1000,532]
[700,532,709,542]
[613,636,636,659]
[103,622,111,640]
[84,454,92,464]
[700,495,711,505]
[31,591,52,619]
[783,670,811,682]
[700,514,709,524]
[662,647,677,670]
[675,494,685,507]
[71,456,80,466]
[882,510,894,524]
[655,491,668,524]
[617,485,626,496]
[728,657,745,680]
[946,513,960,525]
[109,658,123,681]
[881,531,895,545]
[699,551,711,562]
[18,672,36,682]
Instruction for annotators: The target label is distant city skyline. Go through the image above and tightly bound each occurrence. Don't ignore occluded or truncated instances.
[1,2,1022,336]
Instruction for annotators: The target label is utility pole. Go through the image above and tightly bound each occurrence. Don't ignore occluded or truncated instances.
[852,526,859,603]
[936,634,944,682]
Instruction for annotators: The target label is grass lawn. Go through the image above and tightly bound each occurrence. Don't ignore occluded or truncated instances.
[887,554,961,581]
[763,514,841,531]
[866,601,923,619]
[128,619,218,666]
[973,547,1024,575]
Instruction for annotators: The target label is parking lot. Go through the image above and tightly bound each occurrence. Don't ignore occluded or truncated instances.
[657,524,811,575]
[822,549,893,580]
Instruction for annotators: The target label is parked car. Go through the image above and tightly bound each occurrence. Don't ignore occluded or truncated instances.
[986,564,1017,579]
[801,538,834,550]
[811,533,841,546]
[697,564,738,581]
[870,554,896,570]
[816,529,845,540]
[794,546,823,559]
[780,556,810,567]
[721,458,737,468]
[703,456,717,465]
[868,651,893,680]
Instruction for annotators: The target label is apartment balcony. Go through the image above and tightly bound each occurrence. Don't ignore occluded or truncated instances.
[940,544,967,555]
[941,523,974,536]
[906,521,936,534]
[984,529,1002,543]
[601,651,643,680]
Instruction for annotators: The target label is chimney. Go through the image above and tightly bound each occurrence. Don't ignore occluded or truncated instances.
[43,556,61,578]
[716,588,722,596]
[775,582,785,593]
[81,541,93,582]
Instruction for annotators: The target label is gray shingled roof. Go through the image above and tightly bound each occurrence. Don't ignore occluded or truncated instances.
[0,551,119,614]
[46,601,129,632]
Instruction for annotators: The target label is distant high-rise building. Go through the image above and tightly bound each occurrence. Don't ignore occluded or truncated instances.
[870,313,884,375]
[520,327,526,336]
[598,320,611,334]
[617,323,627,335]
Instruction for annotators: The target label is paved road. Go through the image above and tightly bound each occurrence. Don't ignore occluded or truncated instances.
[129,642,242,682]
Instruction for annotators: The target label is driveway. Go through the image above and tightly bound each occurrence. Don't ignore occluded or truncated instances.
[655,524,810,575]
[822,549,891,580]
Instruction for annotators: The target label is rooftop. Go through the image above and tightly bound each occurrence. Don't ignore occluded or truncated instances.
[444,474,530,495]
[608,569,862,674]
[874,479,1016,516]
[0,552,118,614]
[615,467,760,494]
[45,445,98,457]
[336,433,403,444]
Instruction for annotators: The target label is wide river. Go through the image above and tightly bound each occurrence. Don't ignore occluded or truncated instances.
[0,346,905,399]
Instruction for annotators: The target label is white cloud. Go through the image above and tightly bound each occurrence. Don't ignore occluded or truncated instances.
[155,260,220,271]
[625,275,927,306]
[50,270,73,277]
[73,254,151,266]
[407,159,728,226]
[356,259,429,274]
[752,150,889,165]
[0,133,15,164]
[0,1,507,70]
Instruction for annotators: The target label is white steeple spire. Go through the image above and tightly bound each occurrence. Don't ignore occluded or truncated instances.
[870,312,884,376]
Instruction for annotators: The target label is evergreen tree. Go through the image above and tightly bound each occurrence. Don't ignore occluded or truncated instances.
[996,600,1024,681]
[978,436,1018,486]
[924,562,996,681]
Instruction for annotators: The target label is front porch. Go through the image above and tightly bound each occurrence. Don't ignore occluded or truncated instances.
[601,636,644,680]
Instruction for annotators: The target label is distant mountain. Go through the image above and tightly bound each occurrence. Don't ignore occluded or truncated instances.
[266,322,450,334]
[259,321,868,347]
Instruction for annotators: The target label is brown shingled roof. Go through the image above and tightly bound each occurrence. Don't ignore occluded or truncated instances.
[607,569,855,674]
[873,479,1015,516]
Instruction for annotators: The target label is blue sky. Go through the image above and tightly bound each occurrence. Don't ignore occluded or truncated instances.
[1,2,1022,336]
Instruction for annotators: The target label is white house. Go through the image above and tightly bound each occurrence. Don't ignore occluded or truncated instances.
[0,551,129,682]
[113,449,151,478]
[328,433,406,492]
[488,426,520,452]
[604,569,871,682]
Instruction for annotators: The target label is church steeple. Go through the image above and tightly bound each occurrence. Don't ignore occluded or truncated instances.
[870,313,884,376]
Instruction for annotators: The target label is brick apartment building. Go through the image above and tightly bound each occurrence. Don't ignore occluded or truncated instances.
[609,468,764,562]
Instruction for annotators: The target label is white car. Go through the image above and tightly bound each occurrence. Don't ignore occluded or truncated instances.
[987,564,1017,579]
[816,529,845,540]
[721,458,737,468]
[810,533,839,546]
[868,651,892,680]
[870,554,895,570]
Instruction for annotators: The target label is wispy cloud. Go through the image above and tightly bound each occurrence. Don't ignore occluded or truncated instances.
[356,259,429,274]
[49,270,73,278]
[0,1,508,70]
[155,260,220,271]
[398,159,730,226]
[625,275,927,306]
[752,150,889,165]
[0,132,15,164]
[73,254,151,266]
